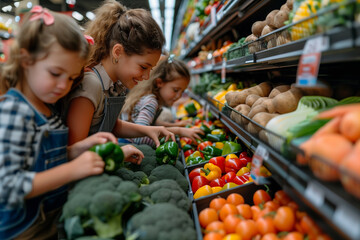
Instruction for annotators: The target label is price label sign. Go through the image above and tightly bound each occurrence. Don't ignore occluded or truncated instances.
[304,181,324,207]
[296,36,329,86]
[221,58,227,83]
[251,145,270,185]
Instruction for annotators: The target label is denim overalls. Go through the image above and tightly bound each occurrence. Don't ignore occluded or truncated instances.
[0,89,69,240]
[89,67,126,135]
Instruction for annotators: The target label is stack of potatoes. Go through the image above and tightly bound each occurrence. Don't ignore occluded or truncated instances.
[226,82,303,137]
[245,0,293,53]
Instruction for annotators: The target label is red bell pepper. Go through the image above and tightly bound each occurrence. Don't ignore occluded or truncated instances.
[239,151,248,158]
[188,167,201,182]
[221,171,236,183]
[197,141,213,151]
[232,173,250,185]
[239,156,252,166]
[184,149,195,158]
[209,178,225,187]
[209,156,226,173]
[192,175,209,193]
[225,157,246,173]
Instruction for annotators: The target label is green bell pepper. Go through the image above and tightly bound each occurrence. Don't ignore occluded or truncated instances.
[200,145,223,157]
[206,133,226,142]
[188,156,204,165]
[200,123,211,134]
[185,102,197,116]
[182,144,193,152]
[155,141,179,165]
[221,141,242,156]
[90,142,124,173]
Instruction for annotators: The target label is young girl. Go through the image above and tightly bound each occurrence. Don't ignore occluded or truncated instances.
[0,7,143,239]
[121,56,204,147]
[65,0,175,147]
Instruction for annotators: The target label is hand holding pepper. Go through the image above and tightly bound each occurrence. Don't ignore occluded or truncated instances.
[155,141,179,165]
[121,145,144,165]
[89,142,124,173]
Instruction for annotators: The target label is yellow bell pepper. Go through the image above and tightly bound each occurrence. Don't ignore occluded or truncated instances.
[225,154,238,161]
[214,142,224,150]
[213,120,225,128]
[211,186,222,194]
[193,185,213,199]
[236,167,250,176]
[227,83,238,91]
[260,166,272,177]
[211,129,225,135]
[222,182,239,190]
[200,163,221,181]
[246,162,251,169]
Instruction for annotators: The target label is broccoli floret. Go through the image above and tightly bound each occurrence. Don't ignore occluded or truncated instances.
[140,179,191,211]
[174,160,185,174]
[61,175,141,239]
[125,203,196,240]
[148,165,188,192]
[117,168,149,186]
[125,153,157,176]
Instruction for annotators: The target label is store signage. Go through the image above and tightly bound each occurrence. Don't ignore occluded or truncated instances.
[296,35,329,86]
[251,144,270,185]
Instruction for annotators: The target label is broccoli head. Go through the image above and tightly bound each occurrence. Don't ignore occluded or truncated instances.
[117,168,149,186]
[148,165,188,192]
[125,203,196,240]
[140,179,191,211]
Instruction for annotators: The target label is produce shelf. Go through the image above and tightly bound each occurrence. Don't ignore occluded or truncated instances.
[187,91,360,240]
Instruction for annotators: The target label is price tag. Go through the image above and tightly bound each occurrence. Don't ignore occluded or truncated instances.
[221,58,227,84]
[333,205,360,239]
[304,181,324,207]
[250,145,270,185]
[296,36,329,86]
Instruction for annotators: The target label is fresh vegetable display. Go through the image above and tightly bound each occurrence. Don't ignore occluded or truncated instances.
[90,142,124,173]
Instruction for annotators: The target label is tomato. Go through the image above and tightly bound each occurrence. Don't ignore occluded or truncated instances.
[199,208,219,228]
[203,232,224,240]
[236,219,258,240]
[226,193,245,206]
[274,190,291,206]
[253,189,271,205]
[236,204,252,219]
[205,221,226,236]
[282,232,304,240]
[274,206,295,232]
[287,201,299,212]
[256,217,277,235]
[261,233,280,240]
[219,203,238,221]
[209,197,227,211]
[204,5,212,16]
[251,205,262,221]
[264,200,280,211]
[299,215,321,236]
[192,175,209,193]
[224,214,242,233]
[189,167,201,182]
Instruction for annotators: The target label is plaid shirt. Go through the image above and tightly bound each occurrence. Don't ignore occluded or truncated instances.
[0,95,65,208]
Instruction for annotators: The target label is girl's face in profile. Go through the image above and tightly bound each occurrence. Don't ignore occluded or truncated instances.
[116,49,161,89]
[158,77,189,107]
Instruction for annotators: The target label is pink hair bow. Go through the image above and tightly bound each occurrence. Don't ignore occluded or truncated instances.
[84,35,95,45]
[30,5,55,25]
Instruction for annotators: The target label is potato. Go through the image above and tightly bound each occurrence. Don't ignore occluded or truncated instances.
[252,82,272,97]
[225,91,244,107]
[267,39,277,49]
[286,0,294,10]
[273,88,303,114]
[246,94,261,107]
[266,10,279,29]
[274,10,289,29]
[268,85,291,98]
[252,21,267,37]
[280,4,290,14]
[248,112,279,134]
[261,25,275,37]
[245,34,260,53]
[248,105,268,119]
[276,31,291,46]
[262,98,276,113]
[252,97,269,108]
[230,104,251,125]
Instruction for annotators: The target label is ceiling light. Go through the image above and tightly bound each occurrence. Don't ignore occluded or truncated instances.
[148,0,159,9]
[27,2,32,8]
[72,11,84,21]
[86,11,95,20]
[14,2,20,7]
[2,5,12,12]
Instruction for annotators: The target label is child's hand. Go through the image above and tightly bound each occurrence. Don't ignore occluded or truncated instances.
[145,126,176,147]
[175,119,192,127]
[180,127,204,142]
[69,151,105,180]
[68,132,117,159]
[121,145,144,165]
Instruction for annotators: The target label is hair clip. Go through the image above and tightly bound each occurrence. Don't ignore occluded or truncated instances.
[30,5,54,25]
[84,35,95,45]
[168,54,175,64]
